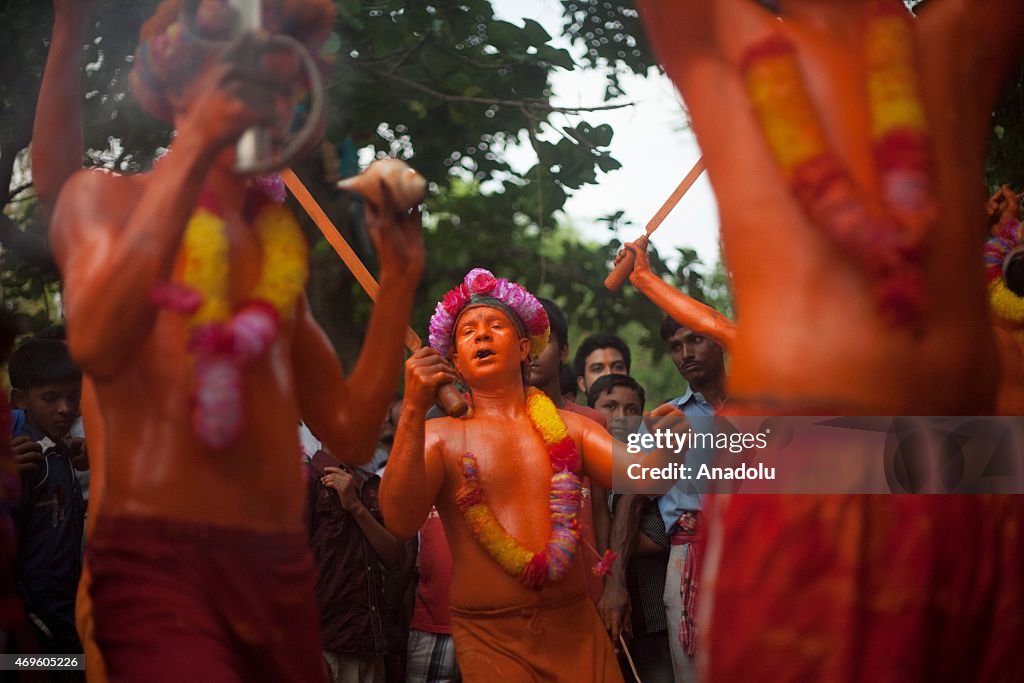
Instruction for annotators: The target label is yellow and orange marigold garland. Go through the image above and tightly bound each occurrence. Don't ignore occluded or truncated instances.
[740,0,936,327]
[151,177,308,449]
[456,387,583,587]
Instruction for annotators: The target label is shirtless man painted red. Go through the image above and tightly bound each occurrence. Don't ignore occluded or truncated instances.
[634,1,1024,679]
[48,1,423,680]
[380,269,625,682]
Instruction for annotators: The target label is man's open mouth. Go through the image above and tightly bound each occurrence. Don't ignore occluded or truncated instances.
[475,349,496,360]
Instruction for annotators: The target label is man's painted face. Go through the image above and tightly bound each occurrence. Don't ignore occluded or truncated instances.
[452,306,530,384]
[12,381,81,442]
[528,335,565,390]
[578,348,628,393]
[667,326,725,387]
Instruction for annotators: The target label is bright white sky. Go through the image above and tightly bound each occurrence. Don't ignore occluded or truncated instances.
[492,0,721,268]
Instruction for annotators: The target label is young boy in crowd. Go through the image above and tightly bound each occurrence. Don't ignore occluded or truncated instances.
[586,374,645,443]
[7,338,87,657]
[588,374,674,683]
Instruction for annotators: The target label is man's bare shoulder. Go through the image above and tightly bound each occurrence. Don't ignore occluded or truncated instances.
[51,169,145,261]
[423,414,463,441]
[559,408,592,434]
[59,167,142,204]
[53,169,143,229]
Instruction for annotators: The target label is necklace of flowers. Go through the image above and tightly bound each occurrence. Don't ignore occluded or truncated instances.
[740,1,937,327]
[151,176,308,449]
[456,387,586,587]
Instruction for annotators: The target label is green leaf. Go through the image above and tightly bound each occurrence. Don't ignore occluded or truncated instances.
[487,20,523,49]
[595,154,622,173]
[590,123,614,147]
[521,18,551,45]
[337,0,365,31]
[536,45,575,70]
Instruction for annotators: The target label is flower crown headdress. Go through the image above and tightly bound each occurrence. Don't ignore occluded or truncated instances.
[985,218,1024,323]
[429,269,549,358]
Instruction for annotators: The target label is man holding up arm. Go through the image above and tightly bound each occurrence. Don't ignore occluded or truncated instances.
[48,1,423,679]
[380,269,625,682]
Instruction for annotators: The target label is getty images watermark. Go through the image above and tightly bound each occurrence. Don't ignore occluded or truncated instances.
[624,426,774,482]
[610,416,1024,494]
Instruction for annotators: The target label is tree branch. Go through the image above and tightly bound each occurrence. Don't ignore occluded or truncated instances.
[355,61,634,114]
[6,181,34,204]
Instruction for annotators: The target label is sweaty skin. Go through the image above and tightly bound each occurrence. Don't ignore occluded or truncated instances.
[621,240,737,351]
[635,3,1024,680]
[32,0,94,222]
[635,0,1024,414]
[49,33,424,534]
[380,306,621,610]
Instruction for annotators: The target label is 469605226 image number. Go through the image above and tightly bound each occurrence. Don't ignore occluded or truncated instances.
[1,655,84,671]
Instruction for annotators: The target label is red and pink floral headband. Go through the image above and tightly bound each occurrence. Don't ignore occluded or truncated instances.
[428,268,549,358]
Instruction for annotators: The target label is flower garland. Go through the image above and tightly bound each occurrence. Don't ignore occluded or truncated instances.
[455,387,583,587]
[740,1,935,327]
[151,177,308,449]
[985,218,1024,323]
[429,268,549,357]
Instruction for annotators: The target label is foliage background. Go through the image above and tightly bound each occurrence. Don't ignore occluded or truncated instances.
[1,0,1020,402]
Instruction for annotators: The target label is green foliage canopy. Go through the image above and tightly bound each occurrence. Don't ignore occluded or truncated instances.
[0,0,730,402]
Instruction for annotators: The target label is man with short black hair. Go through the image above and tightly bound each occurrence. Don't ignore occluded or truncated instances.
[7,337,87,659]
[587,375,645,428]
[573,334,632,395]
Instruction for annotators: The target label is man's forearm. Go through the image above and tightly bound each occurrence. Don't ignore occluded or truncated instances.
[379,405,436,539]
[33,1,93,220]
[607,494,644,584]
[341,272,419,460]
[632,270,735,350]
[350,503,402,569]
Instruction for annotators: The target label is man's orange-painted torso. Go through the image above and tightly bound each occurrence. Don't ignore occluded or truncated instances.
[638,0,1003,414]
[60,172,306,533]
[382,305,617,611]
[631,4,1024,679]
[425,410,597,609]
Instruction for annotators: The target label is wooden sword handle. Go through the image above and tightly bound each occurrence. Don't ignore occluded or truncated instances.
[605,156,706,292]
[437,383,468,417]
